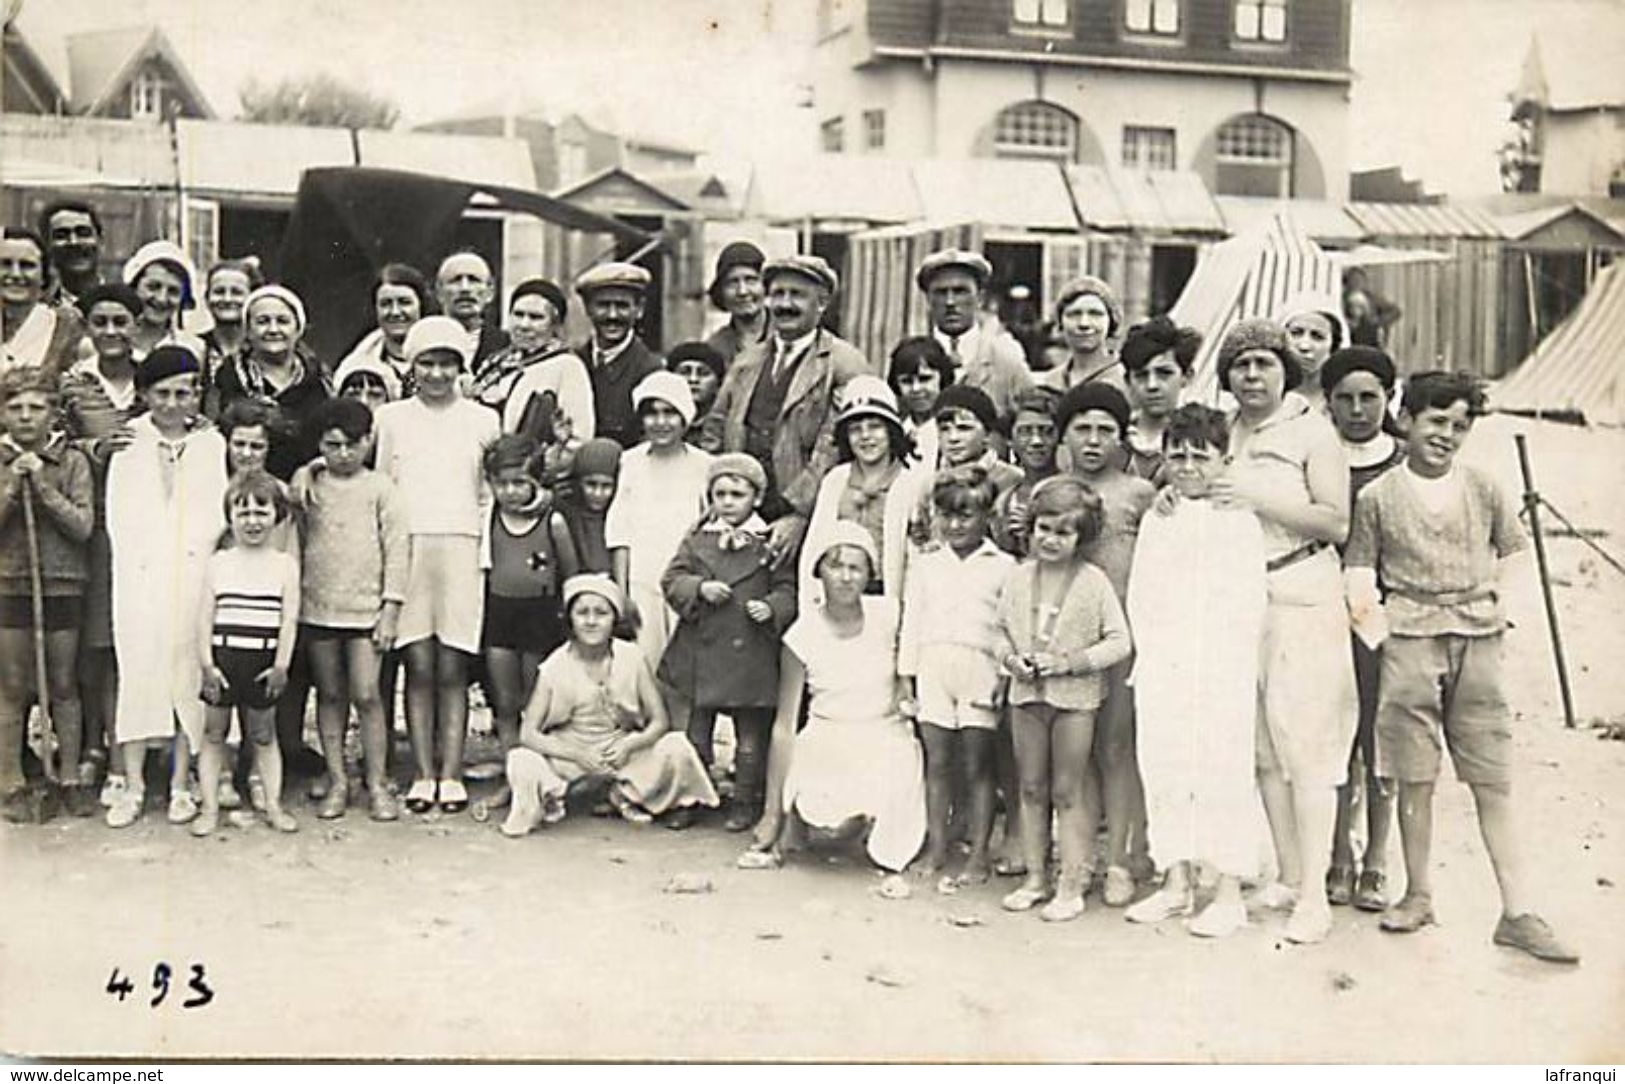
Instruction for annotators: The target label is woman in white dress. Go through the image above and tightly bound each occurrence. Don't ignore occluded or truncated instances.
[741,522,926,895]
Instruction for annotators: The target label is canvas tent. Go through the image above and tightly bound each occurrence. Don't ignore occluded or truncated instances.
[278,167,650,364]
[1168,212,1343,403]
[1492,260,1625,426]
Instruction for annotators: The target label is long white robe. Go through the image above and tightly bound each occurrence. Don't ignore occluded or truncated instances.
[1126,499,1268,876]
[106,416,228,745]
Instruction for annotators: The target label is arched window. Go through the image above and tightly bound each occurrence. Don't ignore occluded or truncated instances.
[992,101,1079,162]
[1213,114,1294,197]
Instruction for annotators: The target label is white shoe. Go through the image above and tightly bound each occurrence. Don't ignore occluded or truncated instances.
[1040,893,1086,922]
[1126,886,1194,925]
[105,793,142,829]
[167,790,199,825]
[1187,899,1247,938]
[1250,881,1299,910]
[501,789,540,838]
[98,774,127,808]
[1285,901,1333,945]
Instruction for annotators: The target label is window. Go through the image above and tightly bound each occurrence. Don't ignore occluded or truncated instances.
[863,109,886,152]
[130,69,166,120]
[1213,114,1294,197]
[1013,0,1069,30]
[820,116,846,154]
[993,101,1079,161]
[1125,0,1180,35]
[1234,0,1287,43]
[559,140,588,185]
[1122,126,1177,170]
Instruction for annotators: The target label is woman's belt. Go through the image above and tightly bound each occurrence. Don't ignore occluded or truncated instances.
[1265,539,1329,574]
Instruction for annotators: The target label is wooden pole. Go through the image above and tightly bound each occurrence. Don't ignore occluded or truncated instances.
[19,478,58,781]
[1515,433,1577,729]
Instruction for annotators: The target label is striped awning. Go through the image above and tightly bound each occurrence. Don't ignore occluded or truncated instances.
[1169,211,1344,403]
[1494,261,1625,425]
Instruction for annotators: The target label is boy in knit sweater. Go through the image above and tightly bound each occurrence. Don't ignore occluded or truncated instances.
[1345,371,1577,964]
[293,398,409,821]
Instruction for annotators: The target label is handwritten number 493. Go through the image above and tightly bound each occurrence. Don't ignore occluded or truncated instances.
[106,963,214,1008]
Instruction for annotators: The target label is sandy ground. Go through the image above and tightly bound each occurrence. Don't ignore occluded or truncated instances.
[1,416,1621,1063]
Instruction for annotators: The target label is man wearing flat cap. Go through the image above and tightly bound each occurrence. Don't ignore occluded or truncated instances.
[917,248,1032,423]
[575,261,664,448]
[701,254,869,566]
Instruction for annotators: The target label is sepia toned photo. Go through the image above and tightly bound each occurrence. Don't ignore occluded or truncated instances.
[1,0,1621,1065]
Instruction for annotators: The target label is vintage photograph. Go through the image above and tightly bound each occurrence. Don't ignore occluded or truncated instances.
[1,0,1621,1065]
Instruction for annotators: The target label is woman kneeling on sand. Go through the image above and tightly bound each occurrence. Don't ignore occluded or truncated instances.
[501,575,717,835]
[738,522,926,898]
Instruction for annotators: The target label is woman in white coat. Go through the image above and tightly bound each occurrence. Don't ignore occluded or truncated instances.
[798,377,929,606]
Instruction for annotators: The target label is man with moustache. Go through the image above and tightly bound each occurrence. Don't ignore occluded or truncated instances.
[701,254,868,566]
[575,261,663,448]
[917,248,1031,424]
[38,202,105,309]
[435,251,509,371]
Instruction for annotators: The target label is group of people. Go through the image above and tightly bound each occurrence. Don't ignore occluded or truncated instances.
[0,202,1577,964]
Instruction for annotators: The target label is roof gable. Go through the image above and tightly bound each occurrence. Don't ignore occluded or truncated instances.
[66,25,215,118]
[2,25,68,114]
[551,166,691,213]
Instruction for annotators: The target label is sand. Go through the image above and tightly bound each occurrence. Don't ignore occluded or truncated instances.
[1,416,1620,1063]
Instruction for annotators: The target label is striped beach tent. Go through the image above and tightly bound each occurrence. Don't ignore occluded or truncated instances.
[1493,260,1625,426]
[1170,212,1343,403]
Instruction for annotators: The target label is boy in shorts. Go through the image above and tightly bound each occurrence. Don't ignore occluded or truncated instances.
[296,397,408,821]
[1345,371,1578,963]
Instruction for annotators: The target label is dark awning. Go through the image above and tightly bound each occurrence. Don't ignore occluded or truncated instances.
[279,166,652,363]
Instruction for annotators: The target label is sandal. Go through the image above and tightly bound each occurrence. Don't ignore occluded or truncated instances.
[368,789,401,823]
[316,783,349,820]
[1326,864,1356,907]
[248,773,268,813]
[264,807,299,834]
[167,790,199,825]
[1126,886,1195,925]
[404,779,436,814]
[1040,893,1086,923]
[607,784,652,825]
[1379,894,1436,934]
[437,779,468,814]
[1187,899,1247,939]
[1001,885,1051,912]
[1103,865,1136,907]
[735,847,782,870]
[1353,869,1389,913]
[188,807,219,838]
[874,873,912,900]
[993,856,1027,878]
